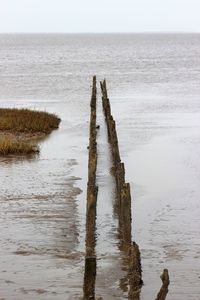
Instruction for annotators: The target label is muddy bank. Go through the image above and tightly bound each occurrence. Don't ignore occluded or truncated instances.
[0,155,83,299]
[0,98,87,300]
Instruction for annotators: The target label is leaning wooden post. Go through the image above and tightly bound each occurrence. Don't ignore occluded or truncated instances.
[83,76,98,300]
[155,269,170,300]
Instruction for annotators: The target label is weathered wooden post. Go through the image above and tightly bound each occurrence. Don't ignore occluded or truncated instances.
[83,256,97,300]
[116,162,125,203]
[155,269,170,300]
[109,118,121,169]
[100,80,112,141]
[120,183,132,246]
[85,185,98,255]
[100,80,121,174]
[128,242,143,300]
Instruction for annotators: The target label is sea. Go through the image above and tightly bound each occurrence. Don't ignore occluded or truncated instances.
[0,34,200,299]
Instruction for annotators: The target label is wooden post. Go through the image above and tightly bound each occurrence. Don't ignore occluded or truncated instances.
[85,185,98,256]
[155,269,170,300]
[83,256,97,300]
[109,118,121,168]
[100,80,121,177]
[116,162,125,203]
[128,242,143,300]
[120,183,132,245]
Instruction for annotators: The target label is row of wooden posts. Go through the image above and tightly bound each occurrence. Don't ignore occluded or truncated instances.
[101,79,142,299]
[83,76,170,300]
[83,76,98,299]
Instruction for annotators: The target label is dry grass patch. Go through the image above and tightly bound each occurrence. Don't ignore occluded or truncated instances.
[0,108,61,155]
[0,108,60,134]
[0,136,38,155]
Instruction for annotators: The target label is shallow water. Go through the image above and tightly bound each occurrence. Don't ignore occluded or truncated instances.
[0,34,200,299]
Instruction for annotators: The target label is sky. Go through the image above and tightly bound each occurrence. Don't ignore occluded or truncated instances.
[0,0,200,33]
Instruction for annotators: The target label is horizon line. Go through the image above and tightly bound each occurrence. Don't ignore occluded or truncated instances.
[0,31,200,35]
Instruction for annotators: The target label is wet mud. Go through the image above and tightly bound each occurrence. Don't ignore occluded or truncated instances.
[1,34,200,300]
[0,96,86,299]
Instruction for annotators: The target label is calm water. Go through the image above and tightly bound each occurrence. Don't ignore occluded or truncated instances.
[0,34,200,299]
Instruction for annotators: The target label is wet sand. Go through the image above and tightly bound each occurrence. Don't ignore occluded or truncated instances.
[1,90,200,300]
[110,91,200,299]
[1,34,200,299]
[0,98,87,300]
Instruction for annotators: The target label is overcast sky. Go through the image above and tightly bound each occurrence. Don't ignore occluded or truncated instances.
[0,0,200,33]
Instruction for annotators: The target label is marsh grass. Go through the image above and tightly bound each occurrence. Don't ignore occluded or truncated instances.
[0,136,38,155]
[0,108,60,133]
[0,108,61,155]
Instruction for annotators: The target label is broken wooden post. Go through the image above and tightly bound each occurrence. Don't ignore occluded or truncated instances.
[155,269,170,300]
[83,256,97,300]
[128,242,143,300]
[83,76,98,300]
